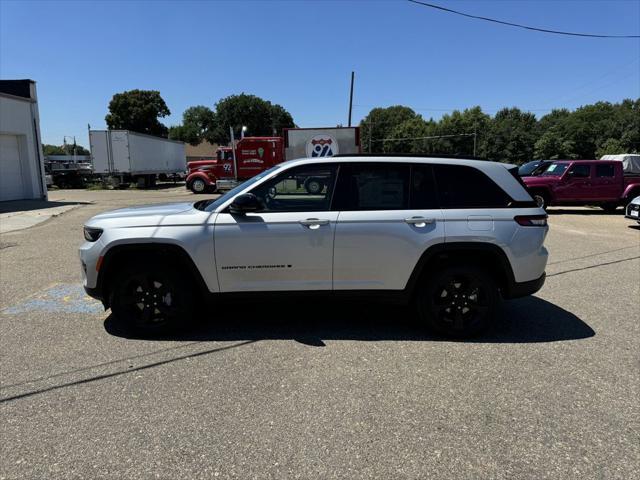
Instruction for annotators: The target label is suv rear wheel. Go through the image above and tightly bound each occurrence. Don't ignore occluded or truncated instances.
[417,266,498,337]
[110,263,195,335]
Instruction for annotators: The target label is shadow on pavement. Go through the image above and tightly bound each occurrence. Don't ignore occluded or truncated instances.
[105,295,594,344]
[0,199,90,214]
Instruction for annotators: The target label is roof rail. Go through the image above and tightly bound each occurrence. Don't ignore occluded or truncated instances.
[333,153,490,161]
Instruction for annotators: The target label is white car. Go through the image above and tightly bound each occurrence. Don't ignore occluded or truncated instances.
[80,156,549,337]
[625,196,640,224]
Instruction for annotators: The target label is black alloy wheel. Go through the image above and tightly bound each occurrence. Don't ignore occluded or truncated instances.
[419,266,498,337]
[111,266,194,335]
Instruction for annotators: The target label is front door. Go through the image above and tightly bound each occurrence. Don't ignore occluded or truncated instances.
[214,163,338,292]
[557,163,592,201]
[332,163,445,290]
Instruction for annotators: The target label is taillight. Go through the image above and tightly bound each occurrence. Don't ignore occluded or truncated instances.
[514,215,548,227]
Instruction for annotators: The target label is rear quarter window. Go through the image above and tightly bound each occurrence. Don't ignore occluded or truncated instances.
[433,164,513,208]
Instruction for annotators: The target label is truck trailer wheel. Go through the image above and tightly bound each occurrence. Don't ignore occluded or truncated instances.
[190,178,207,194]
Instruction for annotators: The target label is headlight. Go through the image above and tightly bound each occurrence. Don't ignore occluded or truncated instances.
[83,226,103,242]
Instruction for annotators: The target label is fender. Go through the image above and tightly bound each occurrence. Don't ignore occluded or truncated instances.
[186,171,217,187]
[95,243,210,307]
[623,183,640,201]
[404,242,518,298]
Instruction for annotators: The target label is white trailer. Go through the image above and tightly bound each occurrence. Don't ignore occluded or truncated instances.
[90,130,186,187]
[283,127,360,161]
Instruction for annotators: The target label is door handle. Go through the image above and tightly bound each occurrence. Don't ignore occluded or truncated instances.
[405,216,435,227]
[300,218,329,229]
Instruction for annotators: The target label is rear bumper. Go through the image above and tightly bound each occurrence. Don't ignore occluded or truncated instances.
[503,272,546,299]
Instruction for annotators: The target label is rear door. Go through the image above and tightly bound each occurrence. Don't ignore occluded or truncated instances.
[332,162,445,290]
[591,163,620,200]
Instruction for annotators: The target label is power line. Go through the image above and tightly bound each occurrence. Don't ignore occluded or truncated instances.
[407,0,640,38]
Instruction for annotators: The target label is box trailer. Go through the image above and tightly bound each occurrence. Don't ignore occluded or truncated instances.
[90,130,186,187]
[283,127,360,161]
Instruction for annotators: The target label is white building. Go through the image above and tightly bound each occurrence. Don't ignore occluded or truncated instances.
[0,79,47,201]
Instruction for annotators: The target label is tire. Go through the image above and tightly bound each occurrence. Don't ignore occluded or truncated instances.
[304,177,324,195]
[190,178,207,194]
[600,203,619,213]
[110,263,195,336]
[532,191,549,210]
[416,266,498,337]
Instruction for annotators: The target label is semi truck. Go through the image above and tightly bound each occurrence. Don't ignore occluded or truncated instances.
[186,127,360,193]
[90,130,186,188]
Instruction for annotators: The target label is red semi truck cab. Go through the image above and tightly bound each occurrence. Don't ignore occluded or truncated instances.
[186,137,283,193]
[523,160,640,211]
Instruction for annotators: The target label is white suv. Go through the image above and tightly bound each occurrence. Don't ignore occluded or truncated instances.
[80,156,548,337]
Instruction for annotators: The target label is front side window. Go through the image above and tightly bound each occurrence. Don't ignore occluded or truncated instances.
[250,164,337,212]
[596,164,615,177]
[433,164,512,208]
[568,164,591,178]
[336,163,410,210]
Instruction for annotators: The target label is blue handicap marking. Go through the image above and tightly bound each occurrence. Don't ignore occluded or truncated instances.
[2,283,103,315]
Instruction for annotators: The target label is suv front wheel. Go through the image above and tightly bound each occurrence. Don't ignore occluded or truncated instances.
[417,266,498,337]
[110,263,195,335]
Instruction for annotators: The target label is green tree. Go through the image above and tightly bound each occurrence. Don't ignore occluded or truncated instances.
[212,93,295,143]
[384,117,432,153]
[534,129,578,159]
[169,105,217,145]
[359,106,419,153]
[43,143,90,156]
[105,89,170,137]
[595,138,626,158]
[484,107,539,164]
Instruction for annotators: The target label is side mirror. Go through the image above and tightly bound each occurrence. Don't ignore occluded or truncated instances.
[229,193,263,214]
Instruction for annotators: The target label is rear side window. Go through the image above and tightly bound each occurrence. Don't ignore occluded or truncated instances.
[337,163,409,210]
[433,165,512,208]
[596,164,615,177]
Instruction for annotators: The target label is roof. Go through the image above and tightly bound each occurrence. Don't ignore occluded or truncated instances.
[0,79,34,99]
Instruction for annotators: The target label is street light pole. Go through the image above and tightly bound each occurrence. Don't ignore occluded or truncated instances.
[348,71,355,127]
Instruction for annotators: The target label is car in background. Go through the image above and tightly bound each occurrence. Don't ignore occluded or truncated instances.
[625,196,640,224]
[523,160,640,211]
[518,160,552,177]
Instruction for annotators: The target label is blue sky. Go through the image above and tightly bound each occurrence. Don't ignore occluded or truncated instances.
[1,0,638,146]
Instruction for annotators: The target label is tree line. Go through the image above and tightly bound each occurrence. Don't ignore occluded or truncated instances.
[104,90,295,146]
[103,89,638,164]
[359,99,639,164]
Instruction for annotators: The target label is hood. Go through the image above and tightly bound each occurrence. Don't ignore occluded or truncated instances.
[523,175,560,187]
[85,202,211,229]
[90,202,194,220]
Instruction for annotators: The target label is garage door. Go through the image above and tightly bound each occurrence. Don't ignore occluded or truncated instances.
[0,134,25,201]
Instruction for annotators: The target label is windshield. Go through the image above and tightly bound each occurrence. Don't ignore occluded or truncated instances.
[199,165,284,212]
[541,162,568,176]
[518,161,542,176]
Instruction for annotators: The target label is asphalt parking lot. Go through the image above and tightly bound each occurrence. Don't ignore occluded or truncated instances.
[1,187,639,479]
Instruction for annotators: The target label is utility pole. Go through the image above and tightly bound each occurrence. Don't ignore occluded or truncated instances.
[473,127,477,157]
[348,71,355,127]
[229,126,238,181]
